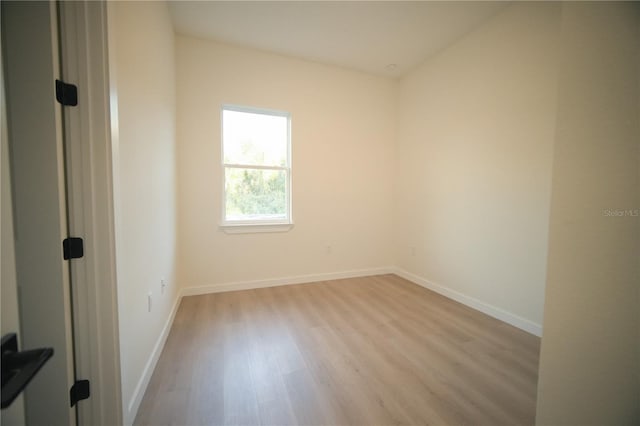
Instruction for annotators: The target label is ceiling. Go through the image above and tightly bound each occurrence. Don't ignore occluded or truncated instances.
[169,1,509,78]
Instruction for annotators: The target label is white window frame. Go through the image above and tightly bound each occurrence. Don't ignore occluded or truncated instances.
[220,104,293,233]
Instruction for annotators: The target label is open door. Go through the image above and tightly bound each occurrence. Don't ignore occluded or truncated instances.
[3,2,123,424]
[1,17,26,424]
[2,1,78,424]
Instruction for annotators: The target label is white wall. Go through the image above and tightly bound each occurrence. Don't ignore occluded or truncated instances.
[394,2,561,333]
[176,36,396,290]
[536,3,640,424]
[110,2,178,425]
[109,3,640,424]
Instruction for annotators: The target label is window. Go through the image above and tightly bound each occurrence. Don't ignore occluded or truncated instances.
[221,105,292,231]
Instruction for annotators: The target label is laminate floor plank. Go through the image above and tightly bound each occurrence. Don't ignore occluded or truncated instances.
[134,274,540,426]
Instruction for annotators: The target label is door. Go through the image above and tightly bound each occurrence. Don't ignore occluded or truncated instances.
[1,26,25,425]
[2,1,78,424]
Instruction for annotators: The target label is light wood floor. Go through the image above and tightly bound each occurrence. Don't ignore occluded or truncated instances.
[134,274,540,426]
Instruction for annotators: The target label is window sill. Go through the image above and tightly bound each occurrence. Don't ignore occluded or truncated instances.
[219,223,294,234]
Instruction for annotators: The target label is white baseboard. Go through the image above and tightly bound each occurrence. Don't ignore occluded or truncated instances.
[393,267,542,337]
[181,267,395,296]
[179,266,542,336]
[125,293,182,426]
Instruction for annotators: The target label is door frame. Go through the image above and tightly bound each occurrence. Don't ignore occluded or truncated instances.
[56,1,122,424]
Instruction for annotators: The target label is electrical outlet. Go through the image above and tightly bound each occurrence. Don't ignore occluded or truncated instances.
[147,292,152,312]
[160,278,166,294]
[326,245,332,254]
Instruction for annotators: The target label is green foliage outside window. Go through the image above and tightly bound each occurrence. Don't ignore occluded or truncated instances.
[225,168,286,219]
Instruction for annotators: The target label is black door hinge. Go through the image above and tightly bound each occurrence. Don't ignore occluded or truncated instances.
[62,237,84,260]
[69,379,90,407]
[55,79,78,106]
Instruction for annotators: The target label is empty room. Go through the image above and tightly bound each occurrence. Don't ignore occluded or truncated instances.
[1,1,638,426]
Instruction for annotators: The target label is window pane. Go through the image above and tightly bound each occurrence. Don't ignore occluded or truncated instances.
[225,167,287,221]
[223,109,288,167]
